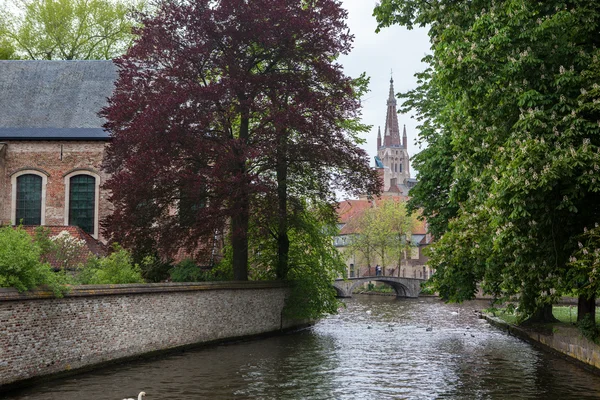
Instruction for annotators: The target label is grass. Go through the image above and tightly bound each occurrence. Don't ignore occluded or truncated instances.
[489,305,598,325]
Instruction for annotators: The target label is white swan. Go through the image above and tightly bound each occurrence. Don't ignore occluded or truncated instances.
[123,392,146,400]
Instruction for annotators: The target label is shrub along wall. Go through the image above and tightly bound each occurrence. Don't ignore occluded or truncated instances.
[0,281,298,389]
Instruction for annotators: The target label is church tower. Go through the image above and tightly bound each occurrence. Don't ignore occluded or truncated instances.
[375,77,411,194]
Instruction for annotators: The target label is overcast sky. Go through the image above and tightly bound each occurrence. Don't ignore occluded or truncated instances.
[338,0,431,174]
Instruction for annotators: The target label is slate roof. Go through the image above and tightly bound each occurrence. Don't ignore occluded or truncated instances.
[0,60,116,139]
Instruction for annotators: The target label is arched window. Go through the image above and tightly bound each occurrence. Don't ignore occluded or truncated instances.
[16,174,42,225]
[69,175,96,234]
[11,170,48,226]
[64,171,100,238]
[399,163,403,173]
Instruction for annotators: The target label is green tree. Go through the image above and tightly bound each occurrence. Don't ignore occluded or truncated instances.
[0,0,144,60]
[345,199,417,276]
[237,201,345,319]
[77,245,144,284]
[383,201,418,277]
[375,0,600,321]
[345,209,378,275]
[0,225,68,295]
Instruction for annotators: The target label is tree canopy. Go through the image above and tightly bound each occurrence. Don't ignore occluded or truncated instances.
[345,199,418,275]
[0,0,144,60]
[375,0,600,318]
[101,0,380,282]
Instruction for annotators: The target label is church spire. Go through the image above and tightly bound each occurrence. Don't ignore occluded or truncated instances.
[383,77,401,147]
[377,126,381,149]
[387,76,396,107]
[403,124,407,149]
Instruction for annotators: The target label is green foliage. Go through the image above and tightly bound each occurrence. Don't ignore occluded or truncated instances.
[419,281,435,295]
[236,202,344,319]
[0,36,18,59]
[137,254,172,283]
[77,244,144,284]
[282,207,346,320]
[374,0,600,316]
[576,314,599,343]
[345,200,418,271]
[0,0,145,60]
[169,259,210,282]
[0,225,69,296]
[566,224,600,300]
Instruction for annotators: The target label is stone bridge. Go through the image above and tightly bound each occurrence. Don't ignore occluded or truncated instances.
[333,276,425,298]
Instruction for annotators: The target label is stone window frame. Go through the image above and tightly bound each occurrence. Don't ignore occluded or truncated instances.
[63,169,101,239]
[11,169,49,226]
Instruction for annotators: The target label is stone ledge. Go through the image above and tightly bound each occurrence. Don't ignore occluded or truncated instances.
[482,313,600,372]
[0,280,288,301]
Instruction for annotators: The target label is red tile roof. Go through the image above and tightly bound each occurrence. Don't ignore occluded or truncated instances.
[336,197,428,236]
[21,225,107,269]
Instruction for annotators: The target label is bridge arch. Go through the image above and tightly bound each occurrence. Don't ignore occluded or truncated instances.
[347,278,409,297]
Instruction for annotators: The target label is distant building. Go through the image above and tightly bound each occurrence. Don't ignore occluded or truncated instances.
[335,77,431,280]
[375,77,413,196]
[0,61,115,242]
[335,198,432,280]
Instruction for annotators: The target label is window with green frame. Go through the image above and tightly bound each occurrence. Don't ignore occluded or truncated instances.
[16,174,42,225]
[69,175,96,234]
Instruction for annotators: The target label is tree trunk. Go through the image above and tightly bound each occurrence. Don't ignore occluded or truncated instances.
[276,131,289,280]
[577,294,596,323]
[231,204,249,281]
[231,113,250,281]
[526,303,558,323]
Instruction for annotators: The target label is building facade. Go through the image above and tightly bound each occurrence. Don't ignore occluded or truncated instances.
[0,61,116,241]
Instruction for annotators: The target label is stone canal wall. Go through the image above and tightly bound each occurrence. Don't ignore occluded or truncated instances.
[0,282,300,389]
[483,314,600,371]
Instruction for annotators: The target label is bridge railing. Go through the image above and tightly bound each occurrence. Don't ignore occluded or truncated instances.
[345,266,418,279]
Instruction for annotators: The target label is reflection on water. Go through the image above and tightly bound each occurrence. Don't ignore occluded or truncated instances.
[4,296,600,399]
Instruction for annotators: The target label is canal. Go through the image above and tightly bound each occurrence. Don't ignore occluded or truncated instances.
[4,296,600,399]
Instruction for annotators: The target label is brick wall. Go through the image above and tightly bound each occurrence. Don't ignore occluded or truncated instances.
[0,140,111,241]
[0,282,298,388]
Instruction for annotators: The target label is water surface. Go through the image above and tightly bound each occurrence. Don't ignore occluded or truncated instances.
[4,296,600,399]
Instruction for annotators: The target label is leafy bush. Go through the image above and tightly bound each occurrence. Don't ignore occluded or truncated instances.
[137,255,172,283]
[577,314,600,343]
[0,225,69,296]
[169,259,209,282]
[419,281,435,295]
[77,245,144,284]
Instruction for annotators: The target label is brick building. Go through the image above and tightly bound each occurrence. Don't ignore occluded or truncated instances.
[0,61,116,242]
[335,197,432,280]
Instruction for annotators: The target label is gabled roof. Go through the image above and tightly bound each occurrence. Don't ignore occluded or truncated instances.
[337,199,372,235]
[21,225,107,269]
[337,196,428,236]
[0,61,116,137]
